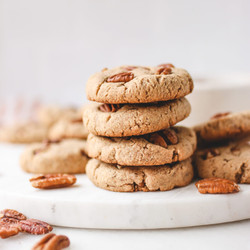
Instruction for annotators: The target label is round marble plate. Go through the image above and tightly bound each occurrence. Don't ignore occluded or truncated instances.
[0,143,250,229]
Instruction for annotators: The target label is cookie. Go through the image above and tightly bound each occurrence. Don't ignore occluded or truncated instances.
[194,139,250,183]
[20,139,89,174]
[86,64,193,104]
[37,105,83,127]
[193,111,250,144]
[86,158,194,192]
[87,126,197,166]
[83,97,191,137]
[48,118,88,140]
[0,122,48,144]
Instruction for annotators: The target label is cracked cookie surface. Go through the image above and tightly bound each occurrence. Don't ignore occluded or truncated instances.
[87,126,197,166]
[86,158,194,192]
[194,139,250,183]
[20,139,89,174]
[86,65,193,104]
[193,111,250,145]
[83,98,191,137]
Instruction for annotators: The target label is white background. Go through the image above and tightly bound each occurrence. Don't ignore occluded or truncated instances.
[0,0,250,105]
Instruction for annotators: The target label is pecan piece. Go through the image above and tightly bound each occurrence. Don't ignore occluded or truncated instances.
[107,72,134,83]
[0,209,26,220]
[202,148,220,160]
[157,63,175,68]
[162,129,179,145]
[30,174,77,189]
[148,133,168,148]
[195,178,240,194]
[156,63,174,75]
[19,219,53,235]
[210,112,231,120]
[33,140,61,155]
[99,104,122,112]
[0,222,20,239]
[32,233,70,250]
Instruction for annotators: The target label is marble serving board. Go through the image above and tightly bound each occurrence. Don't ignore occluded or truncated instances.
[0,143,250,230]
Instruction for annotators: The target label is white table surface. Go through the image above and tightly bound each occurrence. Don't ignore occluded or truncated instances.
[1,219,250,250]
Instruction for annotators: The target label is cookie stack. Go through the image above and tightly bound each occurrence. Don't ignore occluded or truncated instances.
[83,64,197,192]
[20,106,89,174]
[193,111,250,183]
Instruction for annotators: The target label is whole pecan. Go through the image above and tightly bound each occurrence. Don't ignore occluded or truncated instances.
[0,222,20,239]
[195,178,240,194]
[19,219,53,235]
[99,104,122,112]
[210,112,231,120]
[162,129,179,145]
[32,233,70,250]
[0,209,26,221]
[30,174,77,189]
[106,72,134,83]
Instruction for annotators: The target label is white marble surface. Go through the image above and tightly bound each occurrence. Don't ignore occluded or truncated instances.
[1,143,250,230]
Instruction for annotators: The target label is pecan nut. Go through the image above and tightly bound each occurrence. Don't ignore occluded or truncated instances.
[148,133,168,148]
[106,72,134,83]
[99,104,122,112]
[30,174,77,189]
[210,112,231,120]
[157,63,175,68]
[195,178,240,194]
[0,209,26,221]
[202,148,220,160]
[162,129,179,145]
[32,233,70,250]
[19,219,53,235]
[0,222,20,239]
[156,63,174,75]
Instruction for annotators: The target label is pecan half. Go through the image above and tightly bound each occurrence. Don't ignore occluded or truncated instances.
[32,233,70,250]
[30,174,77,189]
[0,209,26,221]
[99,104,122,112]
[106,72,134,83]
[202,148,220,160]
[210,112,231,120]
[195,178,240,194]
[19,219,53,235]
[33,140,61,155]
[162,129,179,145]
[0,222,20,239]
[148,133,168,148]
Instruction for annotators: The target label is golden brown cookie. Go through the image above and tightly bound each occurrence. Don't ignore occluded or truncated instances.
[87,126,197,166]
[86,64,193,104]
[86,158,194,192]
[20,139,89,174]
[83,98,191,137]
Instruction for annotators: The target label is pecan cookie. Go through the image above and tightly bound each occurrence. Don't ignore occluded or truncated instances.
[48,118,88,140]
[194,138,250,183]
[86,64,193,104]
[20,139,89,174]
[86,158,194,192]
[193,111,250,145]
[0,122,48,144]
[87,126,196,166]
[37,105,83,128]
[83,98,191,137]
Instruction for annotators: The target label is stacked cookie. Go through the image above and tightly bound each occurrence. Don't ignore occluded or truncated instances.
[83,64,197,192]
[20,106,89,174]
[193,111,250,183]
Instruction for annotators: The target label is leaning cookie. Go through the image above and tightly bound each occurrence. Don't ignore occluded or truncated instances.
[87,126,196,166]
[20,139,89,174]
[194,139,250,183]
[0,122,48,144]
[86,64,193,104]
[83,98,191,137]
[86,158,194,192]
[193,111,250,144]
[48,118,88,140]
